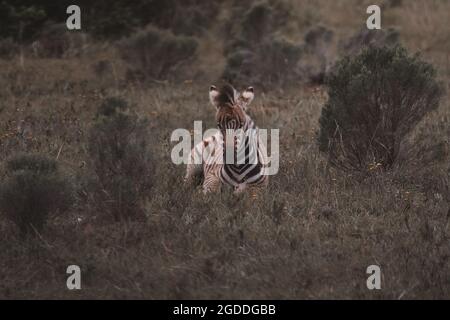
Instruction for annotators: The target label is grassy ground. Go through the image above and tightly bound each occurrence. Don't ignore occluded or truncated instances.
[0,0,449,299]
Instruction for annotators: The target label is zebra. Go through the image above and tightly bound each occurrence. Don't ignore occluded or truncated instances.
[185,84,269,194]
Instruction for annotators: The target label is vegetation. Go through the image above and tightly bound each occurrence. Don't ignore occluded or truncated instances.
[318,46,443,173]
[0,154,73,236]
[223,1,303,88]
[0,0,448,299]
[0,0,219,41]
[87,97,154,221]
[340,27,400,57]
[118,25,198,81]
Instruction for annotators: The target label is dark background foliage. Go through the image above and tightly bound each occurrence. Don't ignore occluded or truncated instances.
[0,154,73,235]
[0,0,219,41]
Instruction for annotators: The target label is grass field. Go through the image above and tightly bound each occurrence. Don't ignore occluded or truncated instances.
[0,0,449,299]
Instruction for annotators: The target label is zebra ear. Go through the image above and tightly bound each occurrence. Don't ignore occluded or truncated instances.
[240,86,255,107]
[209,85,219,108]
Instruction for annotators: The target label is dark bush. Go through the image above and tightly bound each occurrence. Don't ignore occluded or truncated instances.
[0,1,219,41]
[80,0,219,39]
[222,1,302,88]
[239,0,291,42]
[298,27,398,85]
[0,154,73,236]
[386,0,403,8]
[96,96,128,117]
[304,25,334,48]
[0,38,20,59]
[6,153,57,173]
[318,46,443,173]
[88,97,154,221]
[92,60,113,78]
[298,25,334,85]
[30,23,90,58]
[0,2,47,41]
[240,1,275,46]
[168,1,219,36]
[223,35,302,88]
[340,28,399,58]
[118,25,198,81]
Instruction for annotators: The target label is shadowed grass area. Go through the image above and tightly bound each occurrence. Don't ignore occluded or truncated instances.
[0,70,448,298]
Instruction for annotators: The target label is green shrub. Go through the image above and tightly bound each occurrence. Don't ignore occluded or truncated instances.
[88,98,154,221]
[118,25,198,81]
[318,46,443,173]
[0,154,73,236]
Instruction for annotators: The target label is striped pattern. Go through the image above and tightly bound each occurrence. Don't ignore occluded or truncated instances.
[185,85,269,193]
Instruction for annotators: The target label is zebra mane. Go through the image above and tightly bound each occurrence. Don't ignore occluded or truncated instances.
[217,84,237,107]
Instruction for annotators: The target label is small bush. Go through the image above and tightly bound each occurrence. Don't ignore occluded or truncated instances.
[169,1,219,36]
[84,0,219,39]
[0,2,47,41]
[240,1,276,46]
[118,25,198,81]
[318,46,443,173]
[298,25,334,84]
[96,96,128,117]
[0,1,218,41]
[0,154,73,236]
[222,1,303,88]
[298,27,397,85]
[223,35,302,88]
[92,60,113,79]
[88,97,154,221]
[340,28,399,58]
[30,23,90,58]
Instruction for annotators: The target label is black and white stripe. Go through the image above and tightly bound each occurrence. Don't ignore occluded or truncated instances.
[185,85,268,193]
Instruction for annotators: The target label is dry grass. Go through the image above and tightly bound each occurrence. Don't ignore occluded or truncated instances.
[0,0,449,299]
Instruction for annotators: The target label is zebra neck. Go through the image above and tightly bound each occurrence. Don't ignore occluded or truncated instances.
[220,129,262,186]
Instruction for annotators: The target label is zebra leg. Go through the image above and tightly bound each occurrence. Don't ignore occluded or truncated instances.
[234,184,247,194]
[202,174,221,194]
[184,145,204,186]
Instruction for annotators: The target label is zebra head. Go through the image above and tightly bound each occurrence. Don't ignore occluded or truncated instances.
[209,84,255,133]
[209,84,256,164]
